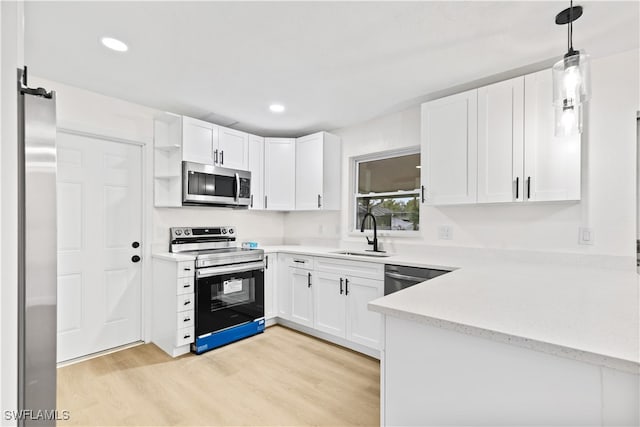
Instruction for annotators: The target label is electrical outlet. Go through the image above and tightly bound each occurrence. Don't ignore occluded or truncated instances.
[438,225,453,240]
[578,227,594,245]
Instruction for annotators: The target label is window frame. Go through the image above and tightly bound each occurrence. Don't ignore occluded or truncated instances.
[350,147,421,237]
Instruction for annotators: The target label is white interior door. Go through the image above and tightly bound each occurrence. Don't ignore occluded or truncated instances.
[56,132,142,362]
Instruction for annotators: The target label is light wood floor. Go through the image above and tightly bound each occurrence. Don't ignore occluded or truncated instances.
[57,325,380,426]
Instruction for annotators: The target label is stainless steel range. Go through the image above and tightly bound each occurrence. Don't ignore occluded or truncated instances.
[170,226,265,354]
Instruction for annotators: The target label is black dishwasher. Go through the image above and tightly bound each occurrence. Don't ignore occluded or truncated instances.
[384,264,450,295]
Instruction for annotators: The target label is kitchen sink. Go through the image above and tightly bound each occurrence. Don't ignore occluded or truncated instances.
[331,250,391,258]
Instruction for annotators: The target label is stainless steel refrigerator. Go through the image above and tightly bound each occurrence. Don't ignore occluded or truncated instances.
[17,67,57,426]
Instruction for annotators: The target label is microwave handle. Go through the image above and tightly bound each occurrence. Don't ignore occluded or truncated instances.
[235,172,240,202]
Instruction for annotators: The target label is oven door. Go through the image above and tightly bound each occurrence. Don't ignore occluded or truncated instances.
[195,261,264,337]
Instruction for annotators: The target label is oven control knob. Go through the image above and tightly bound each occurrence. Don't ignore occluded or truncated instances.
[175,230,182,236]
[228,228,234,234]
[221,229,227,234]
[184,229,191,236]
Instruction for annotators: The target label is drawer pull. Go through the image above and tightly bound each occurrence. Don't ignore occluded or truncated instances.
[183,268,191,271]
[183,284,191,288]
[184,300,191,306]
[183,334,191,339]
[183,317,191,322]
[293,259,306,264]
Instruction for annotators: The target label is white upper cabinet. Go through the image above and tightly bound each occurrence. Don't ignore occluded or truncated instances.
[264,138,296,210]
[421,70,581,206]
[421,89,478,205]
[295,132,341,211]
[182,117,248,170]
[248,134,265,209]
[217,126,249,170]
[524,69,581,202]
[182,116,217,165]
[477,77,525,203]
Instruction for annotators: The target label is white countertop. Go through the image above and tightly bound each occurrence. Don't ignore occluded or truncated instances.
[153,245,640,373]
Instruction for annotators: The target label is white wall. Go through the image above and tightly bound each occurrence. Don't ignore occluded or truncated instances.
[286,49,639,262]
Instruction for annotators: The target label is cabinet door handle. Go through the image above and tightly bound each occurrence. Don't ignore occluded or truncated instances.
[250,194,253,208]
[317,194,322,208]
[214,149,219,164]
[307,272,312,288]
[264,195,268,209]
[265,255,269,270]
[220,150,224,165]
[527,176,531,200]
[345,278,349,296]
[339,277,344,295]
[421,185,426,203]
[515,177,519,200]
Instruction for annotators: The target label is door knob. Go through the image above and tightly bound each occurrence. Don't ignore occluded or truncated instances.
[132,241,140,248]
[131,255,141,263]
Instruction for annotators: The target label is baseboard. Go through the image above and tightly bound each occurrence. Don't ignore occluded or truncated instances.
[57,341,144,368]
[275,318,380,360]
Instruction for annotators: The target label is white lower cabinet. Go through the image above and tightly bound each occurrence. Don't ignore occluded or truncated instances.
[290,267,314,328]
[152,257,196,357]
[313,272,384,349]
[264,253,278,320]
[277,253,292,320]
[345,275,383,348]
[314,271,347,337]
[277,253,384,352]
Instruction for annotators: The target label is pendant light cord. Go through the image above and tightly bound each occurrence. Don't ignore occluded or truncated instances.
[568,0,574,53]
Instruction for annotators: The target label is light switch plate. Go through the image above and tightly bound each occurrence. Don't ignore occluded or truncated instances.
[438,225,453,240]
[578,227,594,245]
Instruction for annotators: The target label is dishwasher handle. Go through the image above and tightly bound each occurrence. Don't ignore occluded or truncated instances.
[384,271,428,283]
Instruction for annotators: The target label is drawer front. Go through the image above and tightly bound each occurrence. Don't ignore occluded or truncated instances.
[177,310,194,330]
[314,256,384,280]
[177,276,194,295]
[281,253,314,270]
[176,326,194,347]
[177,293,194,312]
[177,261,195,278]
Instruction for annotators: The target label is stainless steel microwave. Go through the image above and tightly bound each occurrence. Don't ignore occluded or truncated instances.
[182,161,251,208]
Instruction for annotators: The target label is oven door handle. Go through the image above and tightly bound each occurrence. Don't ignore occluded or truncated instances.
[196,261,265,278]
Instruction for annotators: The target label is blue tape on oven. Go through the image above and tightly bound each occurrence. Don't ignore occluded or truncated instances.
[194,318,265,355]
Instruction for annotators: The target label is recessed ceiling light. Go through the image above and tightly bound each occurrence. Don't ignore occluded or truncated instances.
[269,104,285,113]
[100,36,128,52]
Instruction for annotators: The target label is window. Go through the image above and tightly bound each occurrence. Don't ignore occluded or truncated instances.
[354,150,420,232]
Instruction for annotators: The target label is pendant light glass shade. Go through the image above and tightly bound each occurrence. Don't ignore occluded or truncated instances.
[552,52,590,136]
[552,51,591,108]
[555,102,583,137]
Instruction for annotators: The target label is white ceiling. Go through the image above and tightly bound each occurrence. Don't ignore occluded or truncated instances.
[25,1,639,137]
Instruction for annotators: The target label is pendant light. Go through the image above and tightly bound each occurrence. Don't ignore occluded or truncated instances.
[552,0,590,137]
